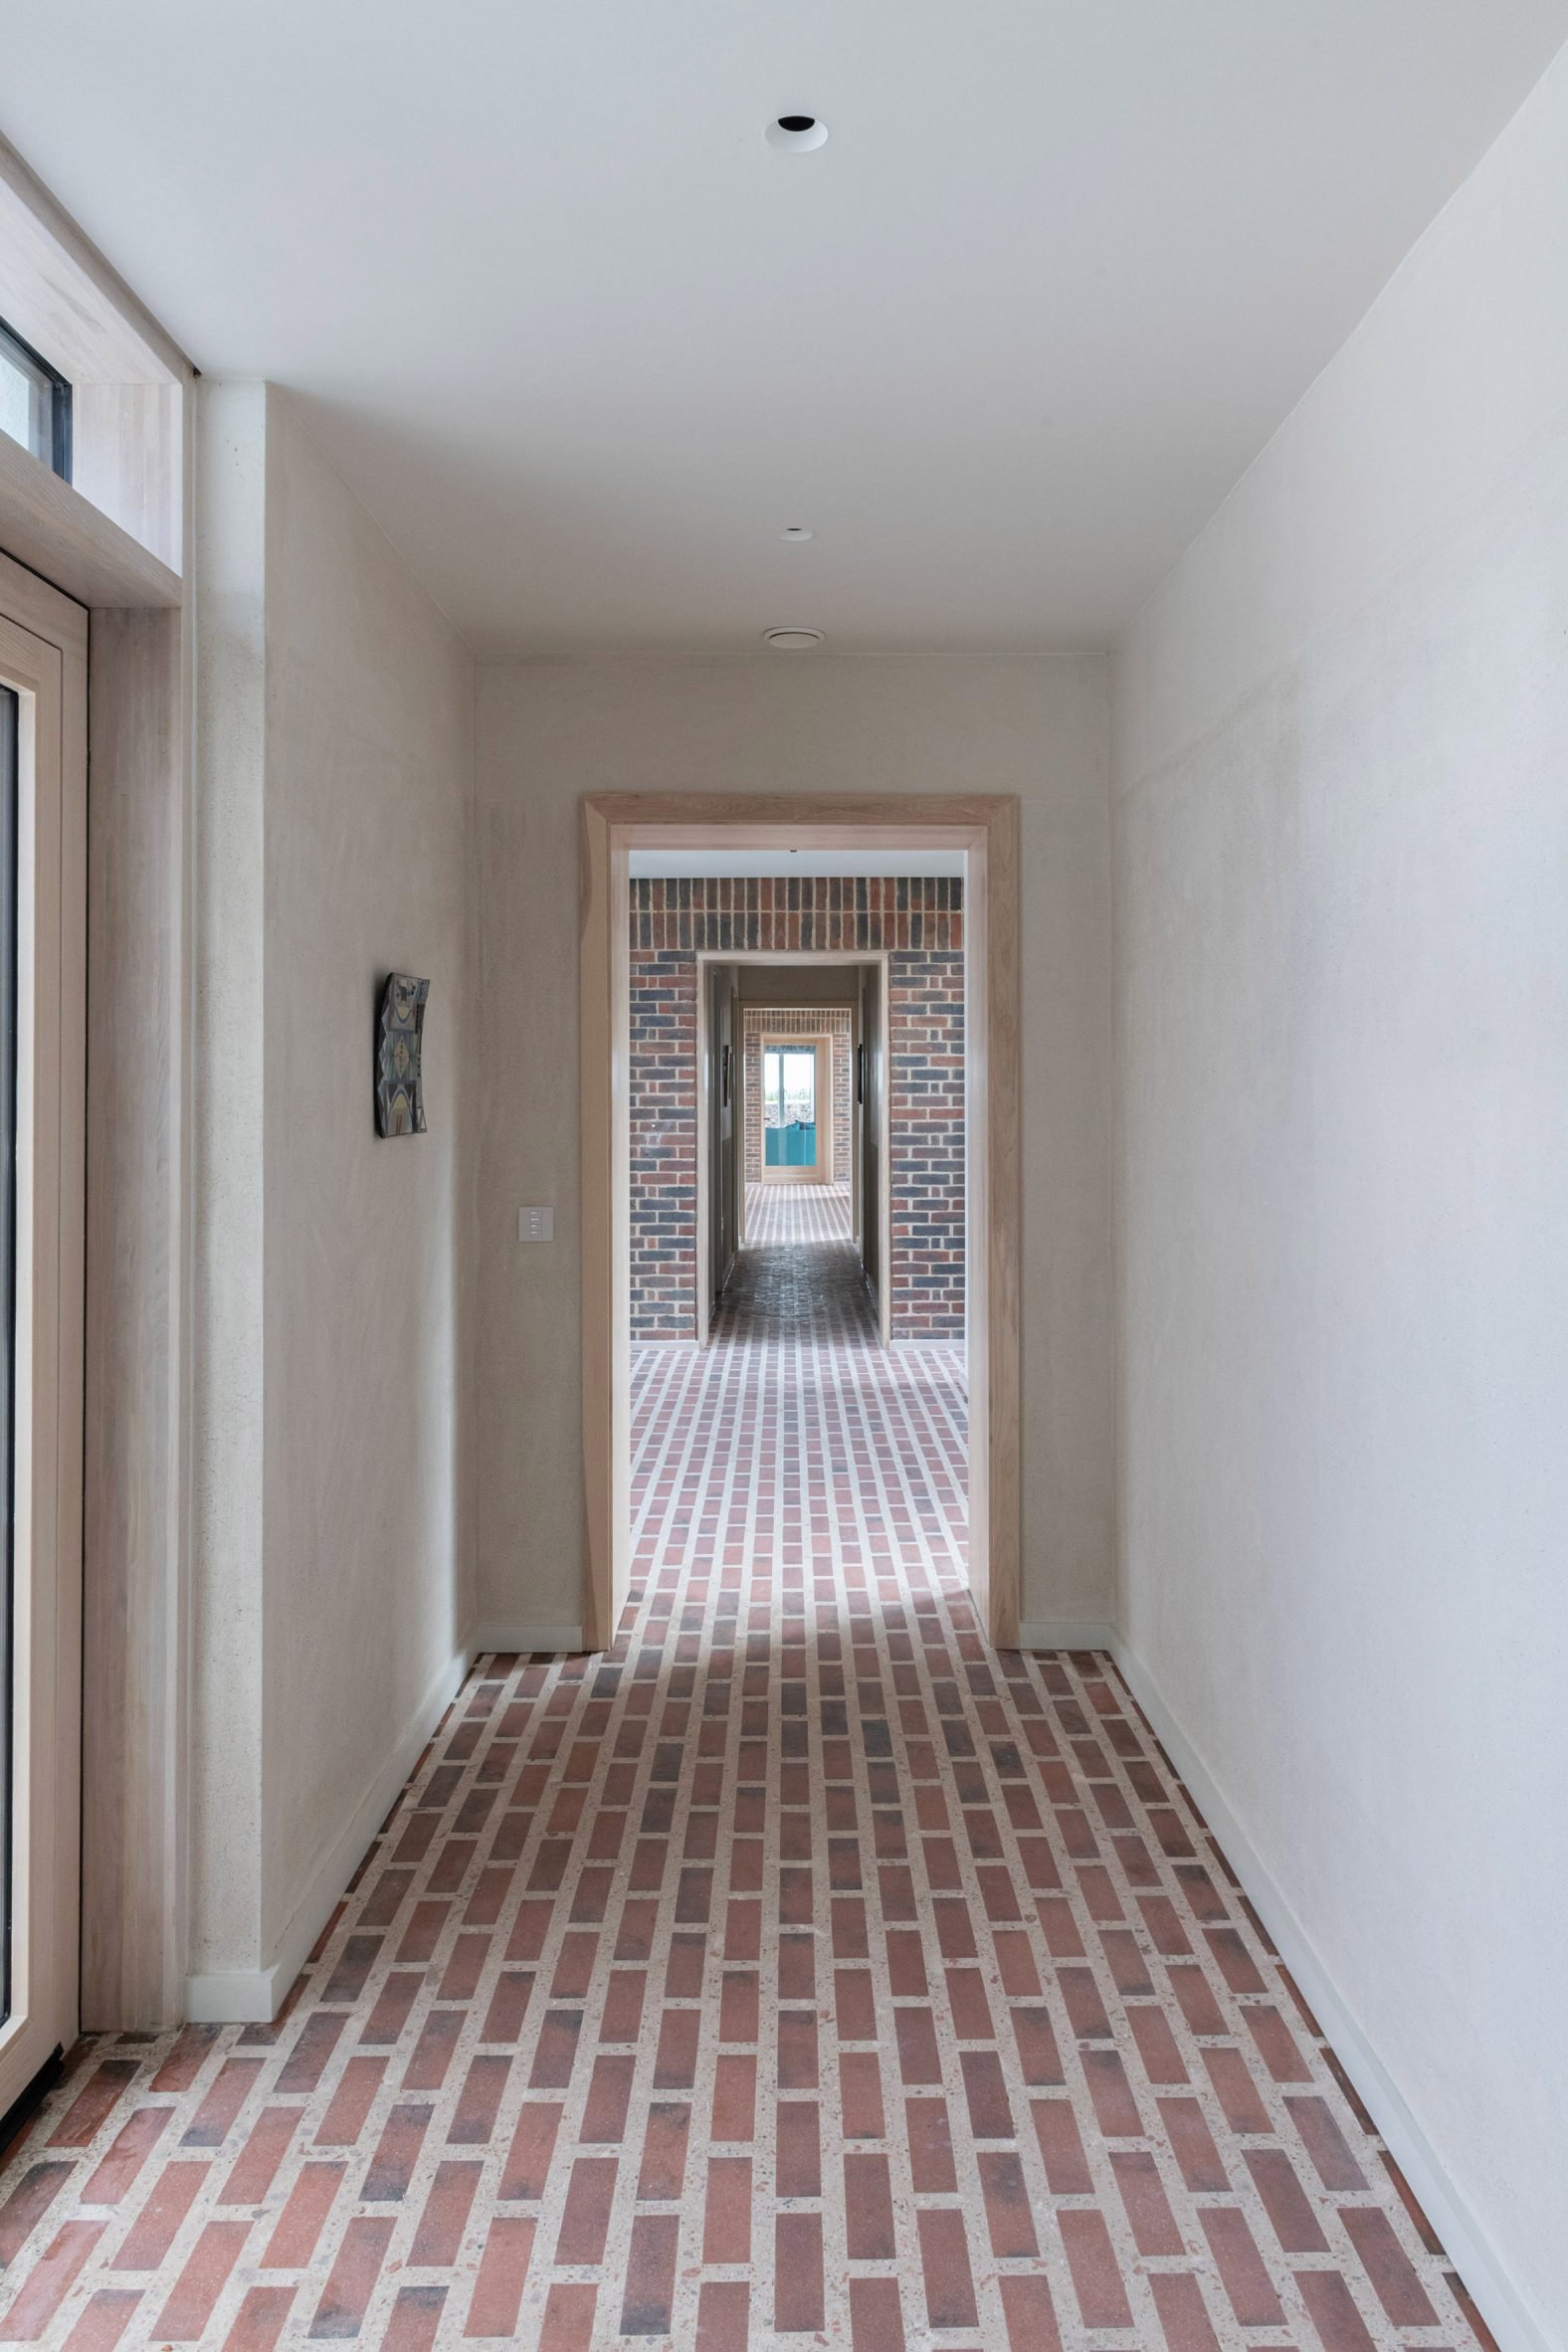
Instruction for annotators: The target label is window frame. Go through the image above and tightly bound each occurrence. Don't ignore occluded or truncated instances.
[0,317,71,483]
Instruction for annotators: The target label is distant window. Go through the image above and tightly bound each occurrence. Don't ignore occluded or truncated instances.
[0,318,70,479]
[763,1047,816,1130]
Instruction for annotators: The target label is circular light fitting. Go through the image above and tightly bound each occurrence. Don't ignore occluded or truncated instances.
[763,627,824,652]
[781,524,813,541]
[766,114,829,151]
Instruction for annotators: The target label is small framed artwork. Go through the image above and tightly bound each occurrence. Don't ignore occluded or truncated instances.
[376,973,430,1136]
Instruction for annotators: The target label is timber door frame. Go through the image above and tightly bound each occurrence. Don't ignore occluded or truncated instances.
[580,793,1021,1650]
[755,1031,833,1186]
[0,555,87,2112]
[0,139,195,2032]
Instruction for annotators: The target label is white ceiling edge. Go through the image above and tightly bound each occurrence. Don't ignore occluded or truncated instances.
[7,3,1563,652]
[629,848,967,879]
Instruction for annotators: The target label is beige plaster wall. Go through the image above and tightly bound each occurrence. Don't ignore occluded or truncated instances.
[1112,51,1568,2344]
[190,385,479,2013]
[474,655,1113,1646]
[190,382,268,1986]
[261,392,479,1962]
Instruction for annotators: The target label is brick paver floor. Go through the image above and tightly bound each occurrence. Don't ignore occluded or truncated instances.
[742,1181,854,1249]
[0,1198,1489,2345]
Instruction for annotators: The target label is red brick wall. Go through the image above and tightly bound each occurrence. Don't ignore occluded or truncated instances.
[632,874,962,956]
[629,880,964,1338]
[890,950,966,1335]
[629,950,697,1337]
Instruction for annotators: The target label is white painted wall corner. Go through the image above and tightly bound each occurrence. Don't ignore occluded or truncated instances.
[186,1642,472,2025]
[1016,1618,1117,1652]
[472,1623,586,1656]
[1112,1637,1551,2352]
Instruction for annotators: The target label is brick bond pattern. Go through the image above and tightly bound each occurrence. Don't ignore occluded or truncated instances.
[630,952,695,1338]
[743,1184,852,1249]
[631,880,964,1340]
[888,952,964,1337]
[741,1009,852,1195]
[0,1216,1488,2348]
[631,877,964,960]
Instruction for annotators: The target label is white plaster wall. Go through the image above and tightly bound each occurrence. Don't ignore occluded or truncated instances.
[261,392,478,1964]
[474,656,1114,1641]
[1113,52,1568,2346]
[190,386,478,2005]
[190,382,268,1977]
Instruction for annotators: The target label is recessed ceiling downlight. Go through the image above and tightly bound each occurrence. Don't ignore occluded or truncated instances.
[764,627,824,652]
[781,525,813,541]
[766,114,829,151]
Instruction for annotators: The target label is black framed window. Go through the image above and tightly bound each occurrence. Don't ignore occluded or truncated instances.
[0,319,70,481]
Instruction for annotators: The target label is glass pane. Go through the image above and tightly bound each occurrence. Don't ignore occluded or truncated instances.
[781,1050,815,1125]
[0,357,35,459]
[0,321,68,477]
[762,1048,785,1126]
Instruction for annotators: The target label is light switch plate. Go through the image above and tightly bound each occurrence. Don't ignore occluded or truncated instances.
[518,1205,554,1243]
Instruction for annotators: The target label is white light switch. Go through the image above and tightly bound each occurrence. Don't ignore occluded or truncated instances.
[518,1205,554,1243]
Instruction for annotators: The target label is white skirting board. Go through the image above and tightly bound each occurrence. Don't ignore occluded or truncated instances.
[1113,1636,1546,2352]
[1016,1618,1117,1652]
[472,1623,587,1657]
[186,1644,471,2026]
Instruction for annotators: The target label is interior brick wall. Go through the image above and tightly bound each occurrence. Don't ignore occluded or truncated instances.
[889,949,966,1335]
[630,880,964,1338]
[629,950,697,1337]
[742,1008,853,1187]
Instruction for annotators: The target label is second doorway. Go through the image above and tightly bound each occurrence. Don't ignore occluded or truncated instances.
[698,954,890,1345]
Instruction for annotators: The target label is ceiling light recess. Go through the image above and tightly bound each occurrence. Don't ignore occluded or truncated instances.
[763,627,824,652]
[766,114,829,152]
[781,524,813,541]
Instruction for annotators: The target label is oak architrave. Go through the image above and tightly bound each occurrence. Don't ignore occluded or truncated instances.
[580,794,1020,1650]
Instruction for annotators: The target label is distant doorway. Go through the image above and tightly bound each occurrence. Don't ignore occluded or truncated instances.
[760,1036,826,1177]
[695,960,889,1342]
[580,793,1021,1651]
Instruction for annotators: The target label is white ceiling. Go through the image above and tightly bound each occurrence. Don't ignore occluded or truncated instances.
[4,2,1564,656]
[630,849,966,879]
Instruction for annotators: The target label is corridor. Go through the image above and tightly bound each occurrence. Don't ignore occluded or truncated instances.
[0,1211,1481,2347]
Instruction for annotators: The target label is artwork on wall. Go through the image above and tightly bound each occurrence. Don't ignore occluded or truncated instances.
[375,973,430,1136]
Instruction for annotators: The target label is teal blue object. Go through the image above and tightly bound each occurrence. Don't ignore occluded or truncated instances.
[766,1121,817,1168]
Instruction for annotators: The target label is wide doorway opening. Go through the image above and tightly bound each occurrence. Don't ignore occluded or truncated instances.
[693,953,892,1348]
[580,796,1020,1654]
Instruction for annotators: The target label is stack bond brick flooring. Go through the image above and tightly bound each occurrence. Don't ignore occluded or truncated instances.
[743,1181,855,1250]
[0,1208,1490,2346]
